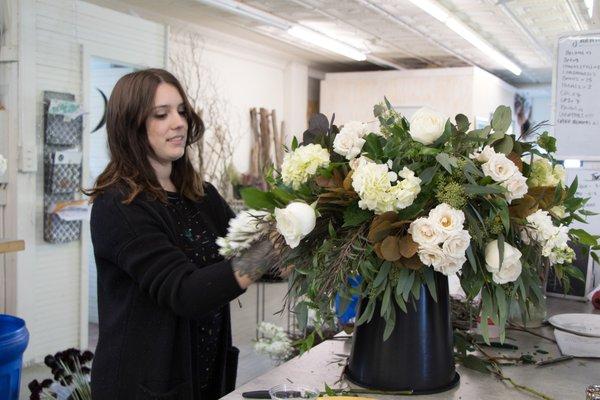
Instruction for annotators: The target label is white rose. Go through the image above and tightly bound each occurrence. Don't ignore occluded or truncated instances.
[481,153,518,182]
[428,203,465,236]
[274,202,316,248]
[484,240,523,284]
[409,217,444,245]
[417,244,445,268]
[435,255,466,276]
[409,107,446,145]
[501,172,528,203]
[469,145,496,163]
[442,230,471,258]
[333,122,367,160]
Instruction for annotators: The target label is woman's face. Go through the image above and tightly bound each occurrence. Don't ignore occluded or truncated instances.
[146,83,188,164]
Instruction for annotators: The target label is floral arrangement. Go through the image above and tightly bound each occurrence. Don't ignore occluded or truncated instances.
[254,322,295,364]
[219,99,598,342]
[28,348,94,400]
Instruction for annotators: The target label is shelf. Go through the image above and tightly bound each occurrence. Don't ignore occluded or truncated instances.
[0,239,25,254]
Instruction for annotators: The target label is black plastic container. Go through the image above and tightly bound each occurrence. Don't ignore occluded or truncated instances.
[346,272,459,394]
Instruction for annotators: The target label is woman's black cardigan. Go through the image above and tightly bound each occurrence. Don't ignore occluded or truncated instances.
[89,183,244,400]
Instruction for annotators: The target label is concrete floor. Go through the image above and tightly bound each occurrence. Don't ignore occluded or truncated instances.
[19,281,290,399]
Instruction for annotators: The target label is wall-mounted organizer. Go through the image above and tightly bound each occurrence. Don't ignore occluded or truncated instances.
[43,91,84,244]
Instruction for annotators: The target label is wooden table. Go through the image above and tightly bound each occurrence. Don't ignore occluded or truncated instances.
[223,297,599,400]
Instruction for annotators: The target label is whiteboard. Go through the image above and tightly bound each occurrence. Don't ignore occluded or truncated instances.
[553,31,600,160]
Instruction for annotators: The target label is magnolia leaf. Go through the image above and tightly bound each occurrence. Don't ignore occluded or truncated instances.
[240,187,276,211]
[507,152,523,171]
[373,242,384,259]
[343,171,354,191]
[509,194,538,219]
[398,235,419,258]
[381,235,402,261]
[491,105,512,133]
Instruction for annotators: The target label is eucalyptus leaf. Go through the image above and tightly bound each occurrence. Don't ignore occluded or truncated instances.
[491,105,512,133]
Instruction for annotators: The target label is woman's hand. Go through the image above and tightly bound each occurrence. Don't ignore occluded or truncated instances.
[232,239,276,289]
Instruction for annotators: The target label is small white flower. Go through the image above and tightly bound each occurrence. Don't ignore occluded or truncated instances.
[217,210,271,257]
[387,159,394,169]
[501,172,528,203]
[409,217,444,245]
[409,107,447,145]
[469,145,496,163]
[274,202,316,248]
[428,203,465,236]
[485,240,523,284]
[281,144,330,189]
[333,121,368,160]
[442,230,471,258]
[481,153,518,182]
[388,171,398,183]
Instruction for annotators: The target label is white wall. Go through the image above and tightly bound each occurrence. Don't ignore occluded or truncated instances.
[320,66,516,127]
[168,27,308,180]
[17,0,165,363]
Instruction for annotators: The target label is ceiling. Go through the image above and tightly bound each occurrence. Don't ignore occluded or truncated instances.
[88,0,599,86]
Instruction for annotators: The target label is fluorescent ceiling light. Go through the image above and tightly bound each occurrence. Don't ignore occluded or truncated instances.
[412,0,449,22]
[445,19,522,76]
[287,26,367,61]
[196,0,367,62]
[584,0,594,18]
[196,0,291,30]
[408,0,521,76]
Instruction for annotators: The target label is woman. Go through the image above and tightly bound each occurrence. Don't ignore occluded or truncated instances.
[86,68,274,400]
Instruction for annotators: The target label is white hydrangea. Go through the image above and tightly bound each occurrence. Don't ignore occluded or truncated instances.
[351,159,421,214]
[281,144,330,189]
[333,121,368,160]
[217,210,271,257]
[254,322,293,363]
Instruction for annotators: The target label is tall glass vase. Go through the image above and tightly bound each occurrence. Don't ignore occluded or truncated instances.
[345,272,459,394]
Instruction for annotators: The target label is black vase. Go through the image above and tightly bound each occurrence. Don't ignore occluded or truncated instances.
[345,271,459,394]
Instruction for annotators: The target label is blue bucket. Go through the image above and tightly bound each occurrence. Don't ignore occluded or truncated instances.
[0,314,30,400]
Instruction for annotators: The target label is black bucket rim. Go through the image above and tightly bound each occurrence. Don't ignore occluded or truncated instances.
[344,366,460,395]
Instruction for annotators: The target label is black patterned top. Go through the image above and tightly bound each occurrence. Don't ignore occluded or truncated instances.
[166,190,226,392]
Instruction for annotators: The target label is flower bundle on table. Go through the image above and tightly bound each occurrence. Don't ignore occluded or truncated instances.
[219,98,598,342]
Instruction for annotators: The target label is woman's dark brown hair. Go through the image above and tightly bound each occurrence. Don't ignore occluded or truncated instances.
[84,68,205,204]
